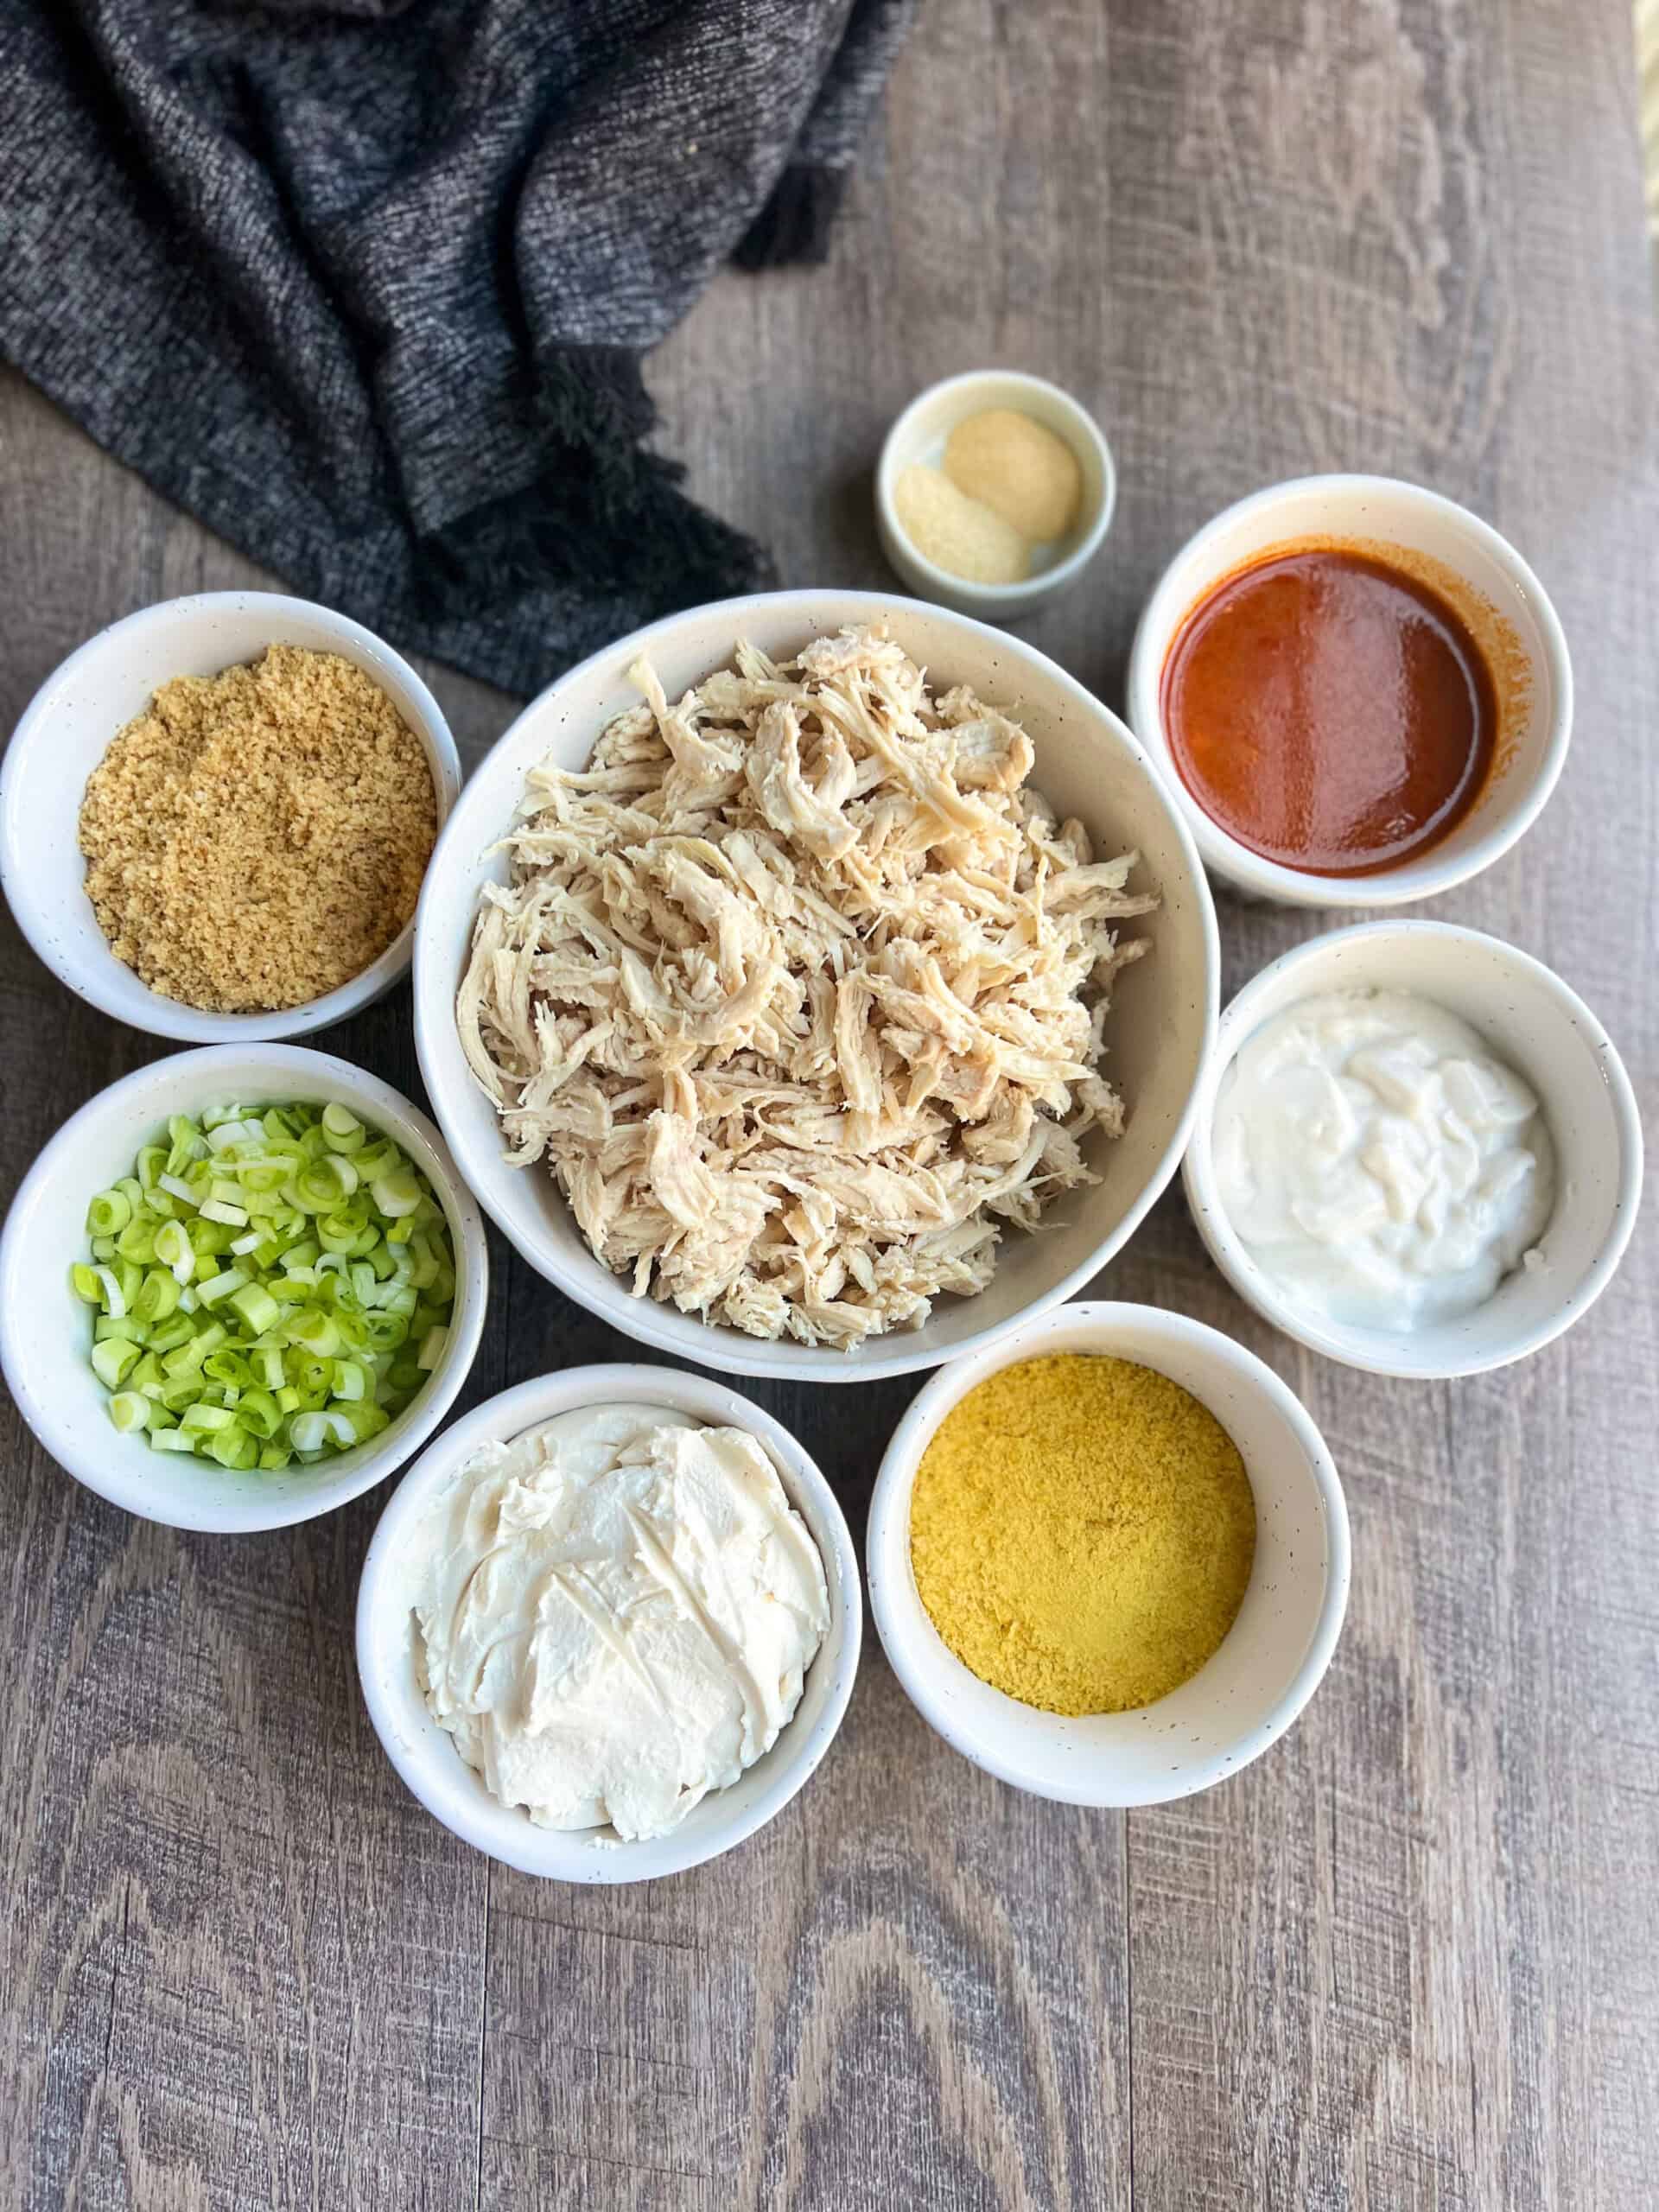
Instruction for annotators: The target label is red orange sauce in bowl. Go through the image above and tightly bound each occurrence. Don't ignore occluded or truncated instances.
[1159,546,1499,878]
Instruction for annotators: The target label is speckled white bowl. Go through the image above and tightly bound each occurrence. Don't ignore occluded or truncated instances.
[356,1364,863,1883]
[0,592,461,1041]
[868,1301,1349,1808]
[1181,922,1644,1378]
[412,588,1217,1383]
[0,1044,488,1532]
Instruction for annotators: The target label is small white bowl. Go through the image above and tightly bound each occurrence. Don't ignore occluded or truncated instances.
[412,588,1217,1382]
[1125,474,1573,906]
[356,1364,863,1882]
[867,1301,1349,1807]
[0,1044,488,1532]
[876,371,1116,620]
[0,592,461,1041]
[1182,922,1643,1378]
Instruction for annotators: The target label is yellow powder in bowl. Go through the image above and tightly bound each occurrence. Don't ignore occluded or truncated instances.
[909,1353,1256,1715]
[893,462,1031,585]
[944,409,1084,543]
[78,644,436,1014]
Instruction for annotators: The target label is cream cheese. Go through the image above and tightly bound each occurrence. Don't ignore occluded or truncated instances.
[410,1403,830,1841]
[1212,988,1554,1331]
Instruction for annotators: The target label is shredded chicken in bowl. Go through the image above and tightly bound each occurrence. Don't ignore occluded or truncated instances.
[456,625,1155,1349]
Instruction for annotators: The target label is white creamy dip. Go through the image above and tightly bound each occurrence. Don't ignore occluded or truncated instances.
[1212,988,1554,1331]
[410,1404,830,1841]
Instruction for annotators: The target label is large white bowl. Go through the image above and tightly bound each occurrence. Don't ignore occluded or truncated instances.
[413,589,1219,1382]
[1181,922,1643,1377]
[1125,475,1573,907]
[0,592,461,1041]
[867,1301,1349,1807]
[355,1363,863,1883]
[0,1045,488,1532]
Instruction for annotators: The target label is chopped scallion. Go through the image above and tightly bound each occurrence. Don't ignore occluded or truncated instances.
[73,1099,456,1475]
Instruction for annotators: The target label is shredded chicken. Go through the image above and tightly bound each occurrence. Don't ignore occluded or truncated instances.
[457,626,1155,1349]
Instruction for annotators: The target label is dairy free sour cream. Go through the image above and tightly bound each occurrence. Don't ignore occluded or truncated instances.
[1212,988,1554,1331]
[410,1403,829,1841]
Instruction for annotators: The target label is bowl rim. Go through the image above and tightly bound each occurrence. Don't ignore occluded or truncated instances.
[874,370,1118,608]
[865,1299,1351,1807]
[0,589,463,1043]
[354,1362,865,1882]
[1123,473,1575,908]
[0,1041,489,1532]
[411,586,1221,1382]
[1180,919,1645,1378]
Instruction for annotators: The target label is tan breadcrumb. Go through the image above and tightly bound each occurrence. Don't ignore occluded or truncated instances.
[78,645,436,1013]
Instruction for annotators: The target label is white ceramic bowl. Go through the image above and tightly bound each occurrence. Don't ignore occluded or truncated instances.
[867,1301,1349,1807]
[1125,475,1573,906]
[356,1363,862,1882]
[0,1044,488,1532]
[0,592,461,1040]
[1182,923,1643,1377]
[876,371,1116,620]
[413,588,1218,1382]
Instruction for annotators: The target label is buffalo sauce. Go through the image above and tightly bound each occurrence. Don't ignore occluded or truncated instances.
[1160,546,1497,876]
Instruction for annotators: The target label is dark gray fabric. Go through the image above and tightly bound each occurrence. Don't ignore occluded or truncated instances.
[0,0,912,694]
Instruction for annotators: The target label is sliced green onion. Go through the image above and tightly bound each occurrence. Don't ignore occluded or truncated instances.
[130,1352,167,1398]
[154,1219,195,1285]
[161,1336,210,1382]
[180,1402,235,1435]
[116,1219,158,1265]
[289,1308,340,1357]
[79,1097,455,1473]
[92,1338,140,1389]
[86,1188,132,1237]
[332,1358,367,1402]
[134,1269,181,1325]
[371,1167,422,1219]
[288,1411,328,1453]
[237,1389,282,1440]
[206,1426,258,1471]
[224,1281,279,1335]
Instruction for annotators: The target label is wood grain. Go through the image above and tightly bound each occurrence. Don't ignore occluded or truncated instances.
[3,0,1656,2205]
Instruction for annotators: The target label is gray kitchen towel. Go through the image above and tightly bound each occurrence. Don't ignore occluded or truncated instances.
[0,0,912,695]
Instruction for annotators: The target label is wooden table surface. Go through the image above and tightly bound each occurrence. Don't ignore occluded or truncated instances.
[3,2,1656,2205]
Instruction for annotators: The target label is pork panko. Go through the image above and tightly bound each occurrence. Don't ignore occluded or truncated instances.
[456,626,1155,1349]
